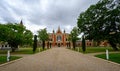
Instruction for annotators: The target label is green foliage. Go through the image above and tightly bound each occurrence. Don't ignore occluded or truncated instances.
[23,30,33,46]
[33,35,37,53]
[0,23,33,52]
[38,28,49,41]
[0,47,42,54]
[69,27,79,41]
[0,56,21,64]
[77,0,120,50]
[69,27,79,49]
[38,28,49,50]
[95,53,120,64]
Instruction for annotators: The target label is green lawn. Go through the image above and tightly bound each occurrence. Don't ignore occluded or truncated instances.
[0,47,48,54]
[72,47,118,54]
[0,47,48,64]
[0,56,21,64]
[95,53,120,64]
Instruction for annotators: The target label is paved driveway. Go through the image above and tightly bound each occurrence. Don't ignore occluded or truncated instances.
[0,48,120,71]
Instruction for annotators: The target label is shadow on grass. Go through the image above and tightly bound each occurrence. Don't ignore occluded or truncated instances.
[95,53,120,64]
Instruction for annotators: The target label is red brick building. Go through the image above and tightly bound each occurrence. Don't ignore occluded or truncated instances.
[45,27,110,48]
[47,27,69,47]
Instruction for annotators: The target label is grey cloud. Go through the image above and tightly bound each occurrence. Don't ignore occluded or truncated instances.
[0,0,99,33]
[0,1,16,23]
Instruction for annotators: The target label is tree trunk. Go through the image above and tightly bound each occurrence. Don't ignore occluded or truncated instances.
[97,40,100,47]
[42,41,45,50]
[82,36,86,52]
[109,40,119,51]
[12,47,15,52]
[93,40,97,47]
[33,35,37,53]
[72,41,76,50]
[11,45,18,52]
[47,42,49,49]
[68,42,70,49]
[50,43,52,48]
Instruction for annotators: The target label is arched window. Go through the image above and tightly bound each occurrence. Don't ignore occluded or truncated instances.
[57,35,61,41]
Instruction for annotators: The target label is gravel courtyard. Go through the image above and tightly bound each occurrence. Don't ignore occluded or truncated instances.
[0,47,120,71]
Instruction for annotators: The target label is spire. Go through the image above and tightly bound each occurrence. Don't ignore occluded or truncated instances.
[64,29,65,33]
[20,20,23,26]
[53,29,55,33]
[58,26,60,31]
[57,26,62,33]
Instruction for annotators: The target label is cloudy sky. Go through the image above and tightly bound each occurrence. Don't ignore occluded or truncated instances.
[0,0,99,34]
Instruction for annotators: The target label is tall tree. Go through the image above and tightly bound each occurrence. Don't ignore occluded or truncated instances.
[33,35,37,53]
[23,30,33,46]
[38,28,49,50]
[69,27,79,50]
[82,35,86,52]
[77,0,120,51]
[0,23,33,52]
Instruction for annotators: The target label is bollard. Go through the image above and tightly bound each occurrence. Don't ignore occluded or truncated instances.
[106,49,109,60]
[7,50,10,62]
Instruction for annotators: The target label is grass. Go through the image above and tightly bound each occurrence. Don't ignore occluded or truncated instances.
[0,47,49,64]
[0,47,48,54]
[70,47,119,54]
[0,56,21,64]
[95,53,120,64]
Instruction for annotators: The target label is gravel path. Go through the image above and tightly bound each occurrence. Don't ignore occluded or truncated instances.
[0,48,120,71]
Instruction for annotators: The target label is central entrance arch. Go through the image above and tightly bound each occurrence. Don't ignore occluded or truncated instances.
[57,35,62,41]
[57,35,62,47]
[58,43,61,47]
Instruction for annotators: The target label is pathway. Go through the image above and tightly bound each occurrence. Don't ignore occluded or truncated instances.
[0,47,120,71]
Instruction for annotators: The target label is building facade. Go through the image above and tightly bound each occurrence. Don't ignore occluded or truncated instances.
[45,27,110,48]
[47,27,69,47]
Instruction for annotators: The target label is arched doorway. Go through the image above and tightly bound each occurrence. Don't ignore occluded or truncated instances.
[57,35,61,41]
[57,35,62,47]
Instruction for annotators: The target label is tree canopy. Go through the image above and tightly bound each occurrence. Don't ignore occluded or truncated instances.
[69,27,79,49]
[0,23,33,51]
[37,28,49,49]
[77,0,120,50]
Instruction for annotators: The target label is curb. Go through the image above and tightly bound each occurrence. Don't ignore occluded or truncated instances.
[71,49,120,66]
[0,49,50,67]
[0,57,22,67]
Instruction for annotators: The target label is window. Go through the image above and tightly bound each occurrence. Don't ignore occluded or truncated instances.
[57,35,61,41]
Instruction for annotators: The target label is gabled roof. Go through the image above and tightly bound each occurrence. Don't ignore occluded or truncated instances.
[56,26,62,34]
